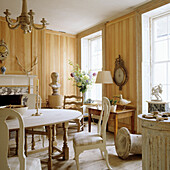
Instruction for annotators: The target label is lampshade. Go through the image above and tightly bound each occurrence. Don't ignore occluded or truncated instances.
[95,71,113,84]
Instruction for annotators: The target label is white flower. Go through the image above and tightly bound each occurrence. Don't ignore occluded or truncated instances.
[84,74,89,80]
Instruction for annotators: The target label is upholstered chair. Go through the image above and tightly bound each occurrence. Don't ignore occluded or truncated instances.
[73,97,112,170]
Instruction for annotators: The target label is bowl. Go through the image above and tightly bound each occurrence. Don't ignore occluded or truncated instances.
[6,105,28,119]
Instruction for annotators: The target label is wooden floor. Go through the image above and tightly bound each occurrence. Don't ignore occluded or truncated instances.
[9,121,142,170]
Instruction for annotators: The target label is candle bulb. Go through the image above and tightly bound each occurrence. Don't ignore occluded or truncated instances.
[37,79,39,87]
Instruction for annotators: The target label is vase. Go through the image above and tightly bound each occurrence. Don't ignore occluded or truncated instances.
[82,92,87,103]
[1,66,6,74]
[110,105,117,112]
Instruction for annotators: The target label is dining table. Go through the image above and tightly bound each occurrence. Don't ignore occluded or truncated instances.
[6,109,82,170]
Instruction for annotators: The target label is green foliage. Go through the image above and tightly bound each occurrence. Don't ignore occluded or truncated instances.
[109,98,117,105]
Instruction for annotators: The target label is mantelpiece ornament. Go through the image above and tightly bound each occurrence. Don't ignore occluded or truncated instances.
[16,56,38,75]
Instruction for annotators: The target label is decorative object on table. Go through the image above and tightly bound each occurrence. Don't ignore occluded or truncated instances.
[48,72,63,108]
[113,55,128,90]
[3,0,48,34]
[119,94,131,105]
[142,112,168,121]
[33,79,42,116]
[147,101,169,113]
[115,127,142,159]
[68,60,96,101]
[110,98,117,112]
[1,66,6,74]
[0,40,9,61]
[151,84,163,101]
[16,56,38,75]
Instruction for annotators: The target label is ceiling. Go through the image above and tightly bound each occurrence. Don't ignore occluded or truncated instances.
[0,0,151,35]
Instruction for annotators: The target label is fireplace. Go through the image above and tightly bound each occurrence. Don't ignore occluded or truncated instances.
[0,74,36,106]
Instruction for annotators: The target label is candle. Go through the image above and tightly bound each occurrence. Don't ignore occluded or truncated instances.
[37,79,39,87]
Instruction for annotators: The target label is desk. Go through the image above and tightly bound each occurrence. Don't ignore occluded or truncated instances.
[7,109,81,170]
[88,106,135,141]
[138,115,170,170]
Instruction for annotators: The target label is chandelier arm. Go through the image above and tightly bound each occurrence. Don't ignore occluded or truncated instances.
[32,23,46,30]
[5,16,20,26]
[8,23,20,30]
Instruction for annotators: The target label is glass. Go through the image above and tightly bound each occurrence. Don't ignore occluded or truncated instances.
[153,41,168,62]
[153,16,168,41]
[152,63,167,85]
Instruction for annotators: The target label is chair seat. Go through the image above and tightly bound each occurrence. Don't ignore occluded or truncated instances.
[73,132,103,146]
[8,157,41,170]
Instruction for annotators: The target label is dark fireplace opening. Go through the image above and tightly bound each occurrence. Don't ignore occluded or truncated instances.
[0,95,22,106]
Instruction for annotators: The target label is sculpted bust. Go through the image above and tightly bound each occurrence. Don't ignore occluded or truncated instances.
[49,72,61,95]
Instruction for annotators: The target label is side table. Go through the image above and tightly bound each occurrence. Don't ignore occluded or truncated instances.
[88,106,135,141]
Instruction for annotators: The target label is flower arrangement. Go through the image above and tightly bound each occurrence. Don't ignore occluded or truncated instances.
[69,61,96,93]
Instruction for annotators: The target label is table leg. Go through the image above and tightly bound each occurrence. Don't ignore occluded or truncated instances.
[25,130,27,156]
[48,125,53,170]
[15,130,18,155]
[88,111,91,132]
[131,111,135,134]
[114,115,118,142]
[31,128,35,150]
[62,122,69,160]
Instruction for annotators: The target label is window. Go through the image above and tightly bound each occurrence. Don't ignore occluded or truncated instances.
[151,14,170,101]
[81,31,102,101]
[142,5,170,113]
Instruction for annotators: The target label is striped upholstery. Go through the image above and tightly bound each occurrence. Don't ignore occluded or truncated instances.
[73,132,103,146]
[8,157,41,170]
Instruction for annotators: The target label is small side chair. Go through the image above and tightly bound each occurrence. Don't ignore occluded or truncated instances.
[21,94,45,150]
[63,95,84,132]
[73,97,112,170]
[0,108,42,170]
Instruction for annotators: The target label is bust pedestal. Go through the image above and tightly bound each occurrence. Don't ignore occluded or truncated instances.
[48,95,63,108]
[147,101,169,113]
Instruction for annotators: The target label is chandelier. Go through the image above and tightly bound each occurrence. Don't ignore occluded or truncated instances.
[4,0,48,34]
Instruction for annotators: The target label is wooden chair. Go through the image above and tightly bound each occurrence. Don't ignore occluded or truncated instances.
[21,94,41,109]
[63,95,84,132]
[21,94,45,150]
[73,97,112,170]
[0,108,42,170]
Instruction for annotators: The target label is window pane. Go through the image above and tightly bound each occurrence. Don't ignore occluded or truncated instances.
[168,63,170,84]
[152,63,167,85]
[153,41,168,62]
[153,16,168,41]
[161,85,168,101]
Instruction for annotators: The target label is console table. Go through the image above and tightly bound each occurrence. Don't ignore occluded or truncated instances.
[88,105,135,141]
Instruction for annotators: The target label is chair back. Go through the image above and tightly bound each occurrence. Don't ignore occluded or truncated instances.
[63,95,83,114]
[98,97,111,142]
[21,94,42,109]
[0,108,26,170]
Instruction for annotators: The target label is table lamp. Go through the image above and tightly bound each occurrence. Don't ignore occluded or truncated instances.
[95,71,113,109]
[95,71,113,84]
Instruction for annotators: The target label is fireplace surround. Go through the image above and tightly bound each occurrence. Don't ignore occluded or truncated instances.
[0,74,36,106]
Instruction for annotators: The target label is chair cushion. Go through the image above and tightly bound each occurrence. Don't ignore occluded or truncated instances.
[73,132,103,146]
[8,157,41,170]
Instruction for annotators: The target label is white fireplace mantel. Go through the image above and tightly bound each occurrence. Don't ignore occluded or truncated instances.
[0,74,37,94]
